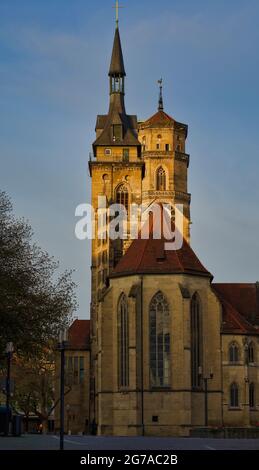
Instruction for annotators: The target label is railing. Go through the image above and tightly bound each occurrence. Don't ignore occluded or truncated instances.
[142,190,191,202]
[142,150,174,158]
[142,150,190,165]
[89,150,189,166]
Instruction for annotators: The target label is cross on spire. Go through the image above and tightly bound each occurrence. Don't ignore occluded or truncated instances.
[113,0,124,29]
[116,0,119,28]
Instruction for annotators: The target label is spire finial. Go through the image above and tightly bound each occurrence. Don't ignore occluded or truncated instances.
[116,0,119,29]
[158,78,164,111]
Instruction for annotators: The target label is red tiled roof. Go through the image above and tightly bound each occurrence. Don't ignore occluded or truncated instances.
[213,284,259,335]
[140,110,174,129]
[68,320,90,350]
[111,211,212,278]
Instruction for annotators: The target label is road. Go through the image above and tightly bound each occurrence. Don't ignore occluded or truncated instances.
[0,434,258,450]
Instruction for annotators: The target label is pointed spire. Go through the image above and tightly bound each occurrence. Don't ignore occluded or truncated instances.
[109,27,126,77]
[158,78,164,111]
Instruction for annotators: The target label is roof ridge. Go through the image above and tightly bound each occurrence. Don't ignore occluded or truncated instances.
[112,206,211,278]
[214,289,256,333]
[136,213,154,270]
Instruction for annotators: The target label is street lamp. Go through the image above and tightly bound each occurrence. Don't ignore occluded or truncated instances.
[199,368,214,427]
[5,342,14,436]
[57,330,69,451]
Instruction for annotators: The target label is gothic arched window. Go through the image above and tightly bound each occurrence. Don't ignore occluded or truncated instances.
[248,342,255,363]
[149,291,171,388]
[116,184,129,212]
[249,383,255,408]
[118,294,129,388]
[191,293,202,389]
[156,167,166,191]
[230,382,239,407]
[229,342,239,363]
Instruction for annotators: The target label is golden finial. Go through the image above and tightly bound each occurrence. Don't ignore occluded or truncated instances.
[116,0,119,28]
[113,0,124,29]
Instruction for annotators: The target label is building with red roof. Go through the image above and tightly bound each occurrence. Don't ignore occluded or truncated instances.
[86,16,259,437]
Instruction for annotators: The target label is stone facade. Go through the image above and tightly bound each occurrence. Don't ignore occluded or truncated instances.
[87,21,259,436]
[97,275,223,436]
[55,320,90,435]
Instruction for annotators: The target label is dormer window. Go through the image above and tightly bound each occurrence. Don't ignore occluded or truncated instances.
[113,124,123,141]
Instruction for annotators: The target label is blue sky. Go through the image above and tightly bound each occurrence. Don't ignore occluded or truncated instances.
[1,0,259,319]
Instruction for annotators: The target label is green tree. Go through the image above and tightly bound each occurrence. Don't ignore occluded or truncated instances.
[0,191,77,358]
[10,354,72,432]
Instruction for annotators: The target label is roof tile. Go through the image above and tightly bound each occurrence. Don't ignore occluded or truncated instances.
[68,320,90,350]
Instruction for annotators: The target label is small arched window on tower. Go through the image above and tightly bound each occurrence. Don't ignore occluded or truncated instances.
[149,291,171,388]
[142,136,146,151]
[156,134,162,150]
[191,293,202,389]
[118,294,129,388]
[229,342,239,363]
[230,382,239,408]
[248,342,255,363]
[156,167,166,191]
[111,76,124,94]
[116,184,129,212]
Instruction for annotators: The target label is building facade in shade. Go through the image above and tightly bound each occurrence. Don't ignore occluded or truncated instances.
[55,320,90,435]
[88,18,259,436]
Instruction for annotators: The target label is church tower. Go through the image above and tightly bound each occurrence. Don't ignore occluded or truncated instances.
[138,81,191,242]
[89,19,143,422]
[89,12,197,433]
[87,7,259,437]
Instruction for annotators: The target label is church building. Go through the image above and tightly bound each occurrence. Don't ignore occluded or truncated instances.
[88,16,259,436]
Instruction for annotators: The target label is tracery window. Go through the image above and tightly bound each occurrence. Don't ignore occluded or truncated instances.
[229,342,239,363]
[156,167,166,191]
[118,294,129,388]
[248,342,255,363]
[249,383,255,408]
[149,291,171,387]
[191,293,202,388]
[230,382,239,407]
[116,184,129,212]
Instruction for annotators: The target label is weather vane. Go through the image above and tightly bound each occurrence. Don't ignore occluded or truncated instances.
[158,78,164,111]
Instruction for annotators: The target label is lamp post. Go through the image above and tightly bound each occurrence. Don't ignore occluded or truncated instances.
[57,330,68,451]
[5,342,14,436]
[203,372,214,427]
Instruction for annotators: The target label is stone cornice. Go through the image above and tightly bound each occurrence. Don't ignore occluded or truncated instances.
[142,190,191,203]
[89,161,144,177]
[142,150,190,167]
